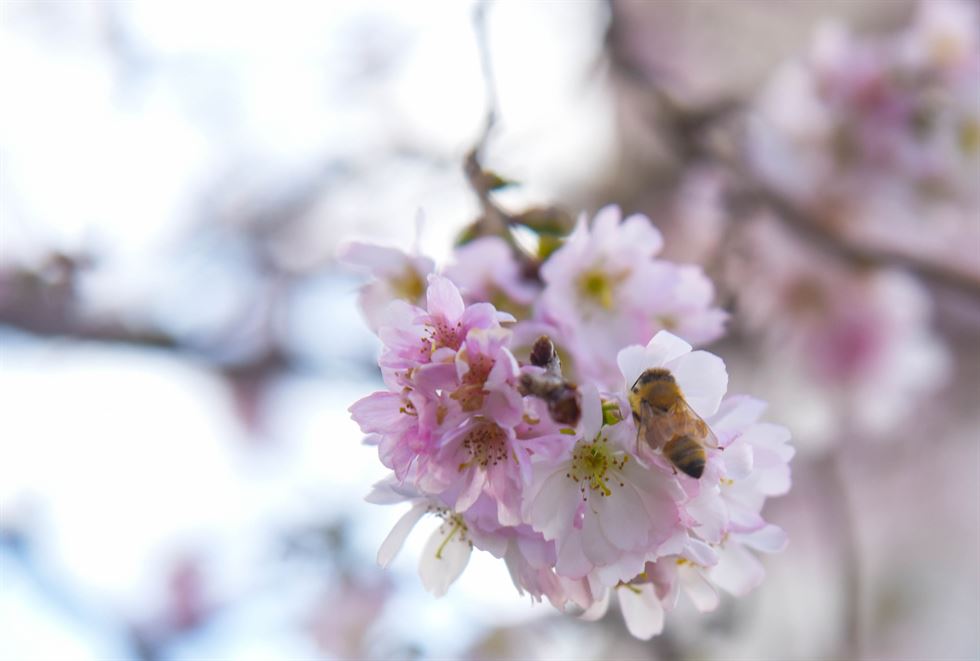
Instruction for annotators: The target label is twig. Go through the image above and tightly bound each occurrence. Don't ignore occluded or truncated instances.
[464,0,515,239]
[471,0,497,162]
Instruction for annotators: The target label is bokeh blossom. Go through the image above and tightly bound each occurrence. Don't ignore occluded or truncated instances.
[338,242,435,332]
[728,219,950,444]
[749,0,980,268]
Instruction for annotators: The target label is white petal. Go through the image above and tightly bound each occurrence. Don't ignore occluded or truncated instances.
[684,490,726,545]
[682,536,719,567]
[337,241,408,274]
[668,350,728,418]
[621,213,664,255]
[596,483,651,551]
[645,330,693,364]
[617,344,649,392]
[738,524,788,554]
[580,384,602,439]
[579,588,611,621]
[377,503,427,568]
[592,204,623,234]
[581,509,622,566]
[680,567,719,612]
[419,522,472,597]
[561,576,595,611]
[556,531,592,579]
[618,584,665,640]
[708,395,766,433]
[707,544,765,597]
[364,476,418,504]
[722,441,754,480]
[756,466,792,497]
[525,468,572,541]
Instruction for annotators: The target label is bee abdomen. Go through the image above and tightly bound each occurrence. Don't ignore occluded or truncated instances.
[663,434,706,479]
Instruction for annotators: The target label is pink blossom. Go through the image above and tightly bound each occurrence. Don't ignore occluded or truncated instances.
[523,385,683,583]
[445,236,539,310]
[540,205,725,386]
[338,241,434,332]
[348,219,791,638]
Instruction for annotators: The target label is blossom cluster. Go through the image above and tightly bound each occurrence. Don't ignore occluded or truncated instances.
[750,0,979,235]
[345,207,792,638]
[728,218,950,444]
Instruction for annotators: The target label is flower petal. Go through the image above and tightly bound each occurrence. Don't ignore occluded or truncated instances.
[708,544,765,597]
[668,349,728,418]
[419,521,472,597]
[349,391,405,434]
[722,441,754,480]
[579,588,611,621]
[617,344,650,392]
[618,583,665,640]
[426,275,465,321]
[680,567,719,613]
[580,384,602,439]
[645,330,693,365]
[378,503,427,568]
[738,524,788,554]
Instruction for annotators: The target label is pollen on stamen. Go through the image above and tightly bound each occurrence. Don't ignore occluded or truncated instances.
[460,420,509,470]
[567,435,628,499]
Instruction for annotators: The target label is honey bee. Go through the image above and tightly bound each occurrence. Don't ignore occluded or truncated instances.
[628,368,718,479]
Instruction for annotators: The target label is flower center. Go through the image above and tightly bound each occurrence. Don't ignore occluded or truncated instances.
[460,421,509,469]
[426,316,464,352]
[567,436,628,498]
[390,267,426,302]
[577,268,624,310]
[451,350,493,412]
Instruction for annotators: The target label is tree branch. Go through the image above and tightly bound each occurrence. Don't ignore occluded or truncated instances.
[604,3,980,300]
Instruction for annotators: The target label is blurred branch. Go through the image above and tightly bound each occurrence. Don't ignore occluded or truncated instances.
[461,1,574,279]
[728,182,980,299]
[471,0,497,162]
[0,258,299,383]
[816,452,863,659]
[604,1,980,301]
[464,0,517,240]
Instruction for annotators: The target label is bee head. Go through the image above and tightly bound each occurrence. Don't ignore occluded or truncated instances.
[631,368,675,392]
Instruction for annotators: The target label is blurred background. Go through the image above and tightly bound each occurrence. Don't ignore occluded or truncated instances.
[0,1,977,659]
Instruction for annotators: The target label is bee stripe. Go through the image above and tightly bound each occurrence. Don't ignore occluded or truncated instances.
[664,435,706,479]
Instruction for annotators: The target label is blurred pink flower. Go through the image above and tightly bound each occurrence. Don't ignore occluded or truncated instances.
[445,236,539,310]
[338,241,434,332]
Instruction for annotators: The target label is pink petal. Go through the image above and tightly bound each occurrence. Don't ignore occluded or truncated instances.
[426,275,465,321]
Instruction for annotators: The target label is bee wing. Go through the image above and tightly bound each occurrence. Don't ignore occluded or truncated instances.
[637,400,684,451]
[669,397,720,449]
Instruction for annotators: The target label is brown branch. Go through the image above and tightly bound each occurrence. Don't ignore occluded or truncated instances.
[0,262,300,382]
[730,182,980,300]
[603,4,980,301]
